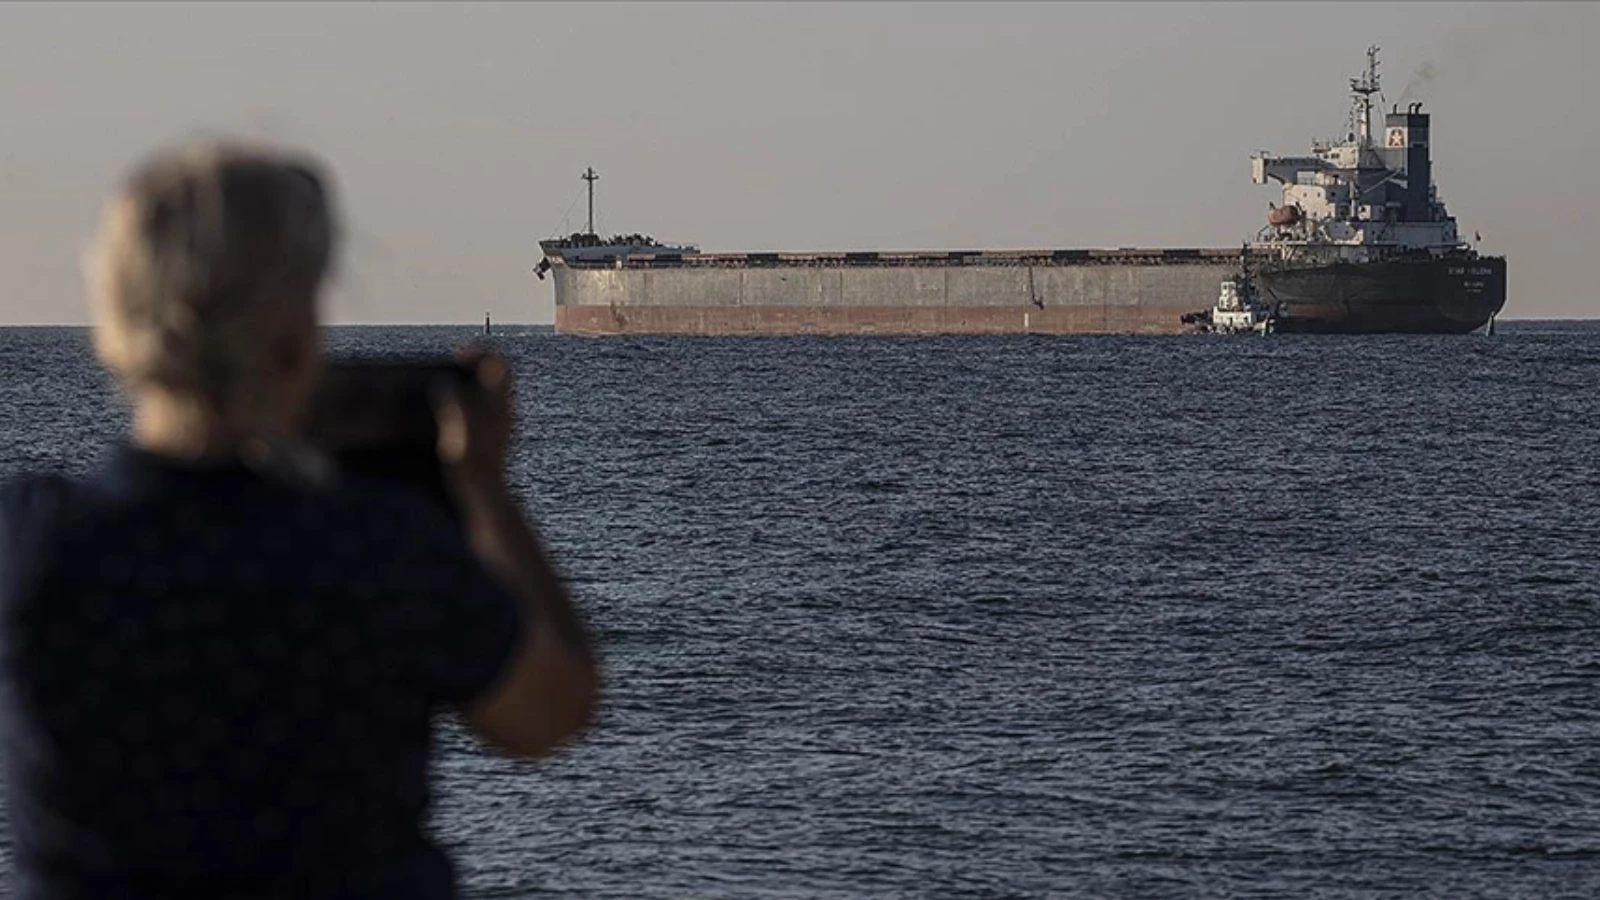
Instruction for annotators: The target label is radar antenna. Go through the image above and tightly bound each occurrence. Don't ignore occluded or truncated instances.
[582,167,600,236]
[1348,46,1381,147]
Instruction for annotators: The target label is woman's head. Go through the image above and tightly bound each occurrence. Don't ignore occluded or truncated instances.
[86,139,340,439]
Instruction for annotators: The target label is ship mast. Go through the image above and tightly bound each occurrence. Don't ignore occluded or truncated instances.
[1348,45,1381,147]
[582,166,599,236]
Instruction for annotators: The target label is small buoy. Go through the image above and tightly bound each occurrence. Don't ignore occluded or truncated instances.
[484,312,491,335]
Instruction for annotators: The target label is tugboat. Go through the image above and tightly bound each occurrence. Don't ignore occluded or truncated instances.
[1185,248,1278,334]
[1209,280,1275,335]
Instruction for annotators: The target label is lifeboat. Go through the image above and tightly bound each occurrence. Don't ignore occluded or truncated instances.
[1268,204,1303,227]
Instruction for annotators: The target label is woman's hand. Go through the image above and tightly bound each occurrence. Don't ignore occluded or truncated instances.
[432,345,513,502]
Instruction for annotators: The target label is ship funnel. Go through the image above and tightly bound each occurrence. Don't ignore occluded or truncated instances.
[1384,99,1433,223]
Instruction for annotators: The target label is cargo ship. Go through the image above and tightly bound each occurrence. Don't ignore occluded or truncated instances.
[534,47,1506,336]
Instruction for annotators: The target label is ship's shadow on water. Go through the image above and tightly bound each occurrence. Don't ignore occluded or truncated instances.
[0,324,1598,898]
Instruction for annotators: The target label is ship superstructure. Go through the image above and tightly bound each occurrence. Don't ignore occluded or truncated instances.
[1251,46,1463,264]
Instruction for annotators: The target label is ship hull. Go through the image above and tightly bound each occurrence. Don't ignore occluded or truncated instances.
[549,252,1245,336]
[556,302,1202,336]
[1258,257,1507,335]
[547,251,1507,336]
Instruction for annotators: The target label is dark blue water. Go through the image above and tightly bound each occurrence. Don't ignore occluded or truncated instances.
[1,323,1598,898]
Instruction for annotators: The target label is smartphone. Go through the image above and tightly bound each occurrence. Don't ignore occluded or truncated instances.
[301,356,483,519]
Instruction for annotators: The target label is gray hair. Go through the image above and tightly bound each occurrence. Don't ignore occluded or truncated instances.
[86,139,340,428]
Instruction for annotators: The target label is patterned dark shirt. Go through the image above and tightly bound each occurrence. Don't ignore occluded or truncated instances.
[0,444,524,899]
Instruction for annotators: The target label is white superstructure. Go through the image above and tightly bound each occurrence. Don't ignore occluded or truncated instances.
[1248,47,1471,265]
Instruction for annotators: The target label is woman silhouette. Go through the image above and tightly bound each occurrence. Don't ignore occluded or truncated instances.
[0,140,600,899]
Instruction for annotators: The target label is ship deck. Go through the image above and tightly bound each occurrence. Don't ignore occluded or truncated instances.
[553,247,1267,270]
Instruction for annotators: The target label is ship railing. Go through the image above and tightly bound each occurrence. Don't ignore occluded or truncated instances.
[555,248,1274,271]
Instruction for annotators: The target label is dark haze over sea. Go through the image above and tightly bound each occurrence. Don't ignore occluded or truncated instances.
[0,322,1597,898]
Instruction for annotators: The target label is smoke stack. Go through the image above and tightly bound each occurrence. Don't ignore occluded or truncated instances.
[1383,104,1432,222]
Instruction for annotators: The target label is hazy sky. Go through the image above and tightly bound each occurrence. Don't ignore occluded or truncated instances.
[2,1,1595,324]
